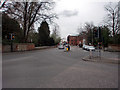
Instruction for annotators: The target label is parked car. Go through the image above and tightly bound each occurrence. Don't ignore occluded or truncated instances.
[82,45,89,50]
[83,45,95,51]
[58,44,64,49]
[82,45,86,49]
[86,46,95,51]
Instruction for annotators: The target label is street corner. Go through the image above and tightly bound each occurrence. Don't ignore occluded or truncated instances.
[82,56,120,64]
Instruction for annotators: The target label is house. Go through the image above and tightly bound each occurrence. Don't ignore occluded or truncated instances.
[67,33,87,46]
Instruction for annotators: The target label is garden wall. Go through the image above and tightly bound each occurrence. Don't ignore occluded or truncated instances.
[108,44,120,52]
[2,43,35,52]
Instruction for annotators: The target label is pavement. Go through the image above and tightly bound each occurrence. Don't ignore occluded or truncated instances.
[83,56,120,64]
[82,49,120,64]
[2,46,119,88]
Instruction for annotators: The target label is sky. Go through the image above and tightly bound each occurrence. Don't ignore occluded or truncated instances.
[52,0,119,40]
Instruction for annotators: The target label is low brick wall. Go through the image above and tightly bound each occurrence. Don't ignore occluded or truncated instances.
[108,44,120,52]
[2,45,11,52]
[0,44,1,52]
[2,43,35,52]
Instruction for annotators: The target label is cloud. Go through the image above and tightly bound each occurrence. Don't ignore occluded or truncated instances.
[59,10,79,17]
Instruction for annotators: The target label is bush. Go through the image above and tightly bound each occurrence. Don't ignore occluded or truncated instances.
[109,34,120,45]
[2,39,11,45]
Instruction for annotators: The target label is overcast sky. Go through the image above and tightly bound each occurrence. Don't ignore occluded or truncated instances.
[52,0,119,40]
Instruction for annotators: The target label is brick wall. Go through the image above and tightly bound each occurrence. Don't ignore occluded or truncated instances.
[108,44,120,52]
[2,43,35,52]
[0,44,1,52]
[2,45,11,52]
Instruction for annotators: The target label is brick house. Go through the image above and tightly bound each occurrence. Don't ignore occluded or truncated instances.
[67,35,78,46]
[67,33,87,46]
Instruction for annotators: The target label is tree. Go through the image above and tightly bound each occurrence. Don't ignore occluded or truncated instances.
[0,0,6,9]
[2,1,57,42]
[77,22,97,45]
[2,13,23,44]
[77,24,84,35]
[38,21,55,46]
[51,23,61,45]
[118,2,120,34]
[84,22,94,45]
[101,26,111,47]
[27,31,39,46]
[0,13,2,43]
[104,2,119,36]
[38,21,50,46]
[48,37,55,46]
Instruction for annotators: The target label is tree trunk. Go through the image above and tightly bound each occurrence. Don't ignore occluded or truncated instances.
[112,12,115,36]
[23,2,28,42]
[25,3,42,42]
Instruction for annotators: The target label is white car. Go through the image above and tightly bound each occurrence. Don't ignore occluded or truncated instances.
[82,45,86,49]
[83,45,95,51]
[87,46,95,51]
[58,44,64,49]
[83,45,89,50]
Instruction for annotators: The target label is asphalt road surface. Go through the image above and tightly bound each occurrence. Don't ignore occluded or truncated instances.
[2,46,118,88]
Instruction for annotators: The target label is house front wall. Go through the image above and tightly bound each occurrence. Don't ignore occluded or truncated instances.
[68,35,87,46]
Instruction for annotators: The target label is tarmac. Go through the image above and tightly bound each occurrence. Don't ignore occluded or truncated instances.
[34,46,56,50]
[36,46,120,64]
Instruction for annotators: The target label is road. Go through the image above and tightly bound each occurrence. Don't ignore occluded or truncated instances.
[2,46,118,88]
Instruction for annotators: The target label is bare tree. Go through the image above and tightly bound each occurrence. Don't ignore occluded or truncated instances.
[0,0,6,9]
[77,24,84,35]
[104,2,119,36]
[77,22,94,35]
[2,0,57,42]
[84,22,94,32]
[118,2,120,33]
[51,23,61,44]
[84,22,94,45]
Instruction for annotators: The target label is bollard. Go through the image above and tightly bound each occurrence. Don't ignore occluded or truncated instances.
[89,49,92,59]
